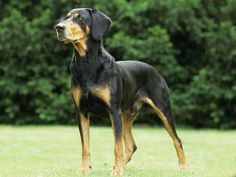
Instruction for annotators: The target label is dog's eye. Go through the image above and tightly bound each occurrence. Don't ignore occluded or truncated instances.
[74,16,85,24]
[78,16,85,22]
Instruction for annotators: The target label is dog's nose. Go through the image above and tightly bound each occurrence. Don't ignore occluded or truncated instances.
[55,24,65,31]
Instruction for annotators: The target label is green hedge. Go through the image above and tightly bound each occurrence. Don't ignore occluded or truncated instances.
[0,0,236,128]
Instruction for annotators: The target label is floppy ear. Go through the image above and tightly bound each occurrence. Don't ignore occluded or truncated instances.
[90,9,112,40]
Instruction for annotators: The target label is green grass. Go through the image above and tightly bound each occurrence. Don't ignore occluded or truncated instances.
[0,125,236,177]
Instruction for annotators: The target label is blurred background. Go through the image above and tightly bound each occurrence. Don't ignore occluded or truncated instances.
[0,0,235,129]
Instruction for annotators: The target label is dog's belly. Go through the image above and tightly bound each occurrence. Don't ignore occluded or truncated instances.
[80,93,109,118]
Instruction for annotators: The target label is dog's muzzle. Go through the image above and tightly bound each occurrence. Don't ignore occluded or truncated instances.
[55,24,66,40]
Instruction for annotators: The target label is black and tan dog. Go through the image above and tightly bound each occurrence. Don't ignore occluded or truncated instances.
[55,8,187,175]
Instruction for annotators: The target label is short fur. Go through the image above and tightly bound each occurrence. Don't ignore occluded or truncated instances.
[55,8,187,175]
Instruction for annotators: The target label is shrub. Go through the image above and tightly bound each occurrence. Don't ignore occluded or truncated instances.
[0,0,235,128]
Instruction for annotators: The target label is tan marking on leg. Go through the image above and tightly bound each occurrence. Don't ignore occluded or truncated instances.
[91,86,111,107]
[110,114,125,175]
[71,86,83,107]
[143,97,188,170]
[122,110,137,164]
[78,113,91,174]
[113,138,125,175]
[130,100,143,116]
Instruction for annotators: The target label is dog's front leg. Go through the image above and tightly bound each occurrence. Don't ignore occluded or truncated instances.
[76,111,91,175]
[110,108,125,176]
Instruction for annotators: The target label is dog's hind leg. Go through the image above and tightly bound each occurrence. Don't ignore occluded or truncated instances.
[122,110,137,164]
[143,91,187,170]
[122,100,143,164]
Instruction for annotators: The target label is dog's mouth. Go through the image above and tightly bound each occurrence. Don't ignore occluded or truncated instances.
[55,27,68,43]
[56,31,80,44]
[56,31,67,41]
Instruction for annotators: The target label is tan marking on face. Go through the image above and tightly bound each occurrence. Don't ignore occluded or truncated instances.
[90,86,111,107]
[66,12,72,18]
[64,21,85,40]
[71,86,83,107]
[143,97,187,169]
[73,26,90,56]
[73,13,80,17]
[67,12,71,16]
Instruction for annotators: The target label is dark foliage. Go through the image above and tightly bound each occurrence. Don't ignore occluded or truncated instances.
[0,0,235,128]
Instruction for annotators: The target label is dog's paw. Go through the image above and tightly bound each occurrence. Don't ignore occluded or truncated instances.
[110,166,123,176]
[77,166,92,175]
[179,163,188,170]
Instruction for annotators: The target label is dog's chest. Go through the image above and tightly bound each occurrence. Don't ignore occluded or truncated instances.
[71,86,111,115]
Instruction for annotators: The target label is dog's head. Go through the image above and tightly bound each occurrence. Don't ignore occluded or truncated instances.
[55,8,112,44]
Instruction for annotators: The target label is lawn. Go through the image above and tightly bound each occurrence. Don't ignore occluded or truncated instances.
[0,125,235,177]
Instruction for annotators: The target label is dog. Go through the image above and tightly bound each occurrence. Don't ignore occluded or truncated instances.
[55,8,187,175]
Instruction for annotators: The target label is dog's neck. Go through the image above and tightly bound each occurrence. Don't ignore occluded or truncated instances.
[70,38,115,88]
[72,39,88,57]
[74,37,101,59]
